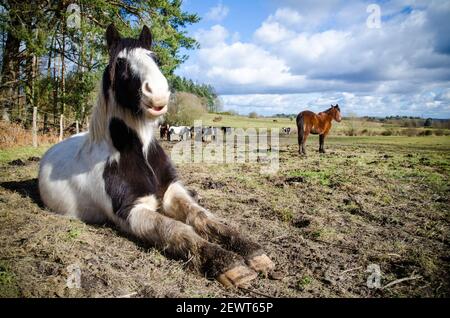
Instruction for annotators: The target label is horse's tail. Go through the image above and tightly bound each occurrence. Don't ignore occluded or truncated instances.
[296,112,304,140]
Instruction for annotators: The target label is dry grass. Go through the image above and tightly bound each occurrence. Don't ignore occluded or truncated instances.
[0,133,449,298]
[0,121,59,150]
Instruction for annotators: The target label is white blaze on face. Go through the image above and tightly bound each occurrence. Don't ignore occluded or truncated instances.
[337,111,342,122]
[118,48,170,117]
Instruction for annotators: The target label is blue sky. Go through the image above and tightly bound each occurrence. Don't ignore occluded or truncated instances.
[176,0,450,118]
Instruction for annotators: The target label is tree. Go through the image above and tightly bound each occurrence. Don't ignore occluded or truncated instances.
[0,1,21,121]
[249,111,258,118]
[169,75,218,112]
[213,96,224,113]
[424,118,432,127]
[165,92,206,126]
[0,0,201,127]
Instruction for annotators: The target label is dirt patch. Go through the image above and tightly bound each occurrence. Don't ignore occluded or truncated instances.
[285,176,306,184]
[8,159,26,166]
[291,216,311,228]
[201,179,226,190]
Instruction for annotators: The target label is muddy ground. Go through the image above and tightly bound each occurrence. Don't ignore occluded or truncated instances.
[0,136,449,297]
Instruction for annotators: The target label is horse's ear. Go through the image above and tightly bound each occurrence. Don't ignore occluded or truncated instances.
[335,104,339,108]
[106,24,121,51]
[139,25,152,49]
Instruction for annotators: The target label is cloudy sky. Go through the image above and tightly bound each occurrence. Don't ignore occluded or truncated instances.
[177,0,450,118]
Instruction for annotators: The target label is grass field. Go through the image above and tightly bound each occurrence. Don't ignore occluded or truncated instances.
[0,127,449,297]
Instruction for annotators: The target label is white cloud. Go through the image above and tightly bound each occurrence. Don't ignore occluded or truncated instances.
[205,2,229,22]
[283,30,350,61]
[194,25,229,48]
[179,25,306,93]
[178,1,450,117]
[254,21,295,44]
[272,8,303,25]
[182,39,305,92]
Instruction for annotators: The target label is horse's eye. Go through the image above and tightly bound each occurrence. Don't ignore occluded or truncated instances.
[148,52,161,66]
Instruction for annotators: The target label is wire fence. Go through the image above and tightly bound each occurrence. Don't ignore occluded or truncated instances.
[30,107,89,147]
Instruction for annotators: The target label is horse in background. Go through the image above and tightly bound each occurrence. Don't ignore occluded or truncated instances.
[202,126,217,142]
[221,126,232,134]
[281,127,291,135]
[168,125,191,141]
[296,104,342,155]
[191,126,202,142]
[159,123,169,140]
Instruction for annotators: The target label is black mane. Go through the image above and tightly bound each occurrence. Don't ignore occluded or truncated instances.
[324,104,340,113]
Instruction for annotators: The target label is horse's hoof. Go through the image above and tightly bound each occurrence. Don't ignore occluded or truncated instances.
[247,253,275,274]
[217,265,258,288]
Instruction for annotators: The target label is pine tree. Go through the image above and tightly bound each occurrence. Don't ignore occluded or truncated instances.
[0,0,201,126]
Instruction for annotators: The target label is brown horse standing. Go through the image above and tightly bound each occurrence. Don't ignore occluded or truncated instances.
[296,104,342,155]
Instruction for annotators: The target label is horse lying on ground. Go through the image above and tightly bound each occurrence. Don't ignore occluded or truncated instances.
[38,24,274,287]
[296,104,342,155]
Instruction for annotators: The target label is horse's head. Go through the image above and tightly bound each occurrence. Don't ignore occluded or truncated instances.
[104,24,170,118]
[331,104,342,122]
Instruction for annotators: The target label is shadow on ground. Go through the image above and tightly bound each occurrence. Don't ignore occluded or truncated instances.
[0,178,44,208]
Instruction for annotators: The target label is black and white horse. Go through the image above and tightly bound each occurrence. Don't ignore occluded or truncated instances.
[168,125,191,141]
[191,126,203,142]
[221,126,232,135]
[202,126,217,142]
[281,127,291,135]
[38,24,273,287]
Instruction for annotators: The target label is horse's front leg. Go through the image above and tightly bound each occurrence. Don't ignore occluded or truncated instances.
[162,182,275,274]
[123,195,257,287]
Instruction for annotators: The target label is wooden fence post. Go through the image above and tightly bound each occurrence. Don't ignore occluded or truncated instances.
[32,107,38,147]
[76,120,79,134]
[59,114,64,141]
[43,113,48,133]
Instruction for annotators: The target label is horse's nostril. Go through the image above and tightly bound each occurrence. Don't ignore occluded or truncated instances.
[143,82,152,94]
